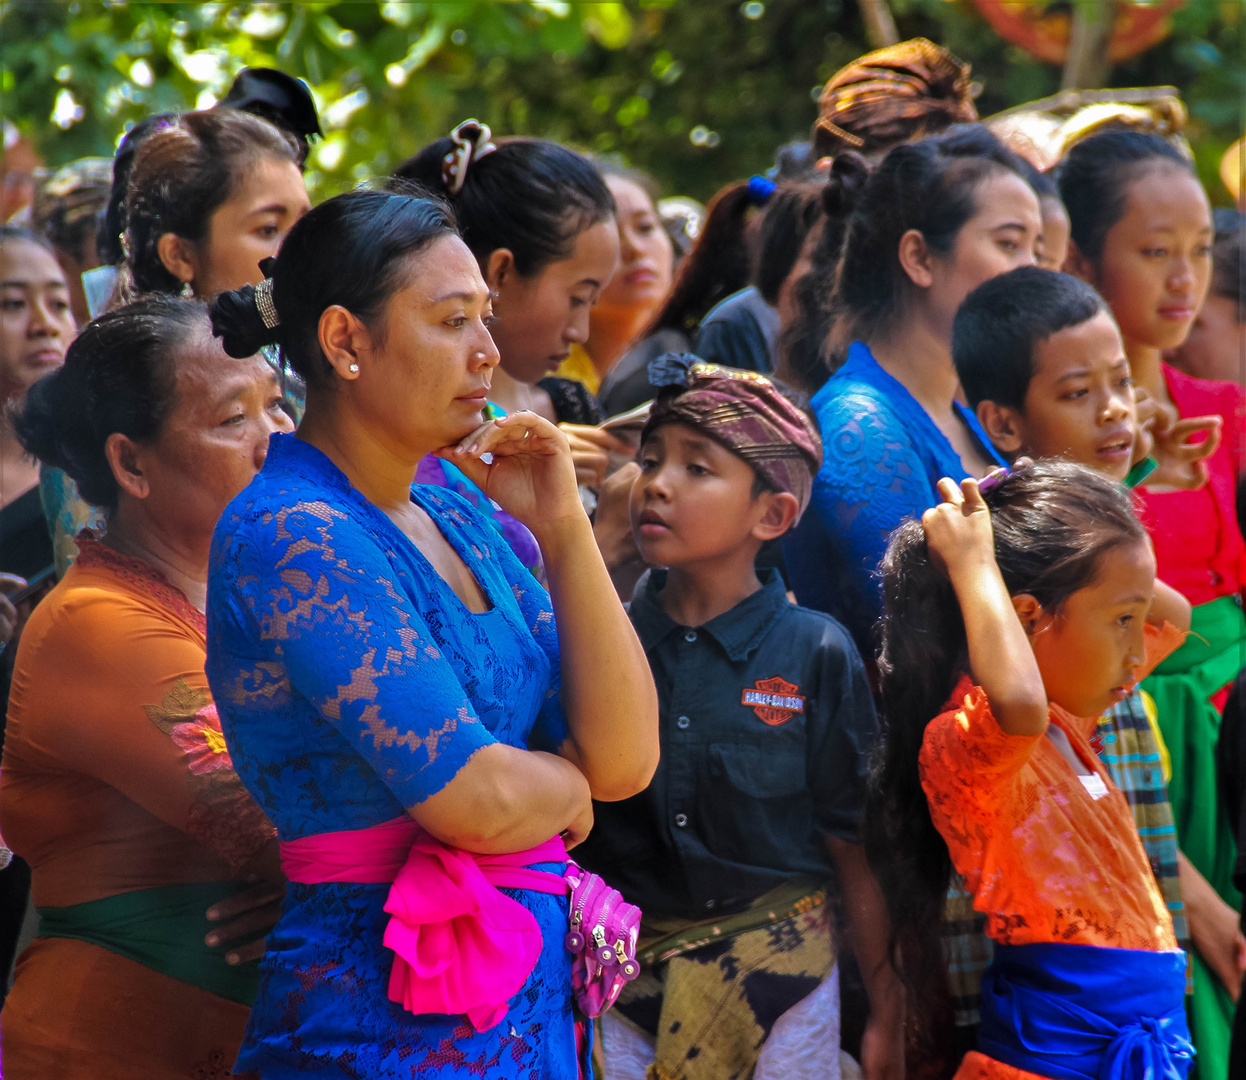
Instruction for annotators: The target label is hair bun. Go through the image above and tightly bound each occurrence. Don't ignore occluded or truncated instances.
[823,151,870,217]
[210,283,280,358]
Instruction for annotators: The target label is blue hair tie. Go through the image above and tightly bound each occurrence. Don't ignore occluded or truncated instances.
[648,352,701,389]
[747,175,776,205]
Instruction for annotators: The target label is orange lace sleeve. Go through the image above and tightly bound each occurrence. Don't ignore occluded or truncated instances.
[918,677,1043,854]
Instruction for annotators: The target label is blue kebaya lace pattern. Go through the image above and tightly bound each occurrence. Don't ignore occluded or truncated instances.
[783,341,1004,655]
[206,433,576,1079]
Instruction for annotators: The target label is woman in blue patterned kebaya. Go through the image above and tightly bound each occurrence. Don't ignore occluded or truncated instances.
[783,125,1040,658]
[204,189,658,1079]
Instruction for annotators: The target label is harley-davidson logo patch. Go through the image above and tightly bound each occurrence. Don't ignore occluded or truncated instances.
[741,676,805,726]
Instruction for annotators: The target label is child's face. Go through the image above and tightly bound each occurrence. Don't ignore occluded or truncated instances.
[1170,292,1244,385]
[630,422,791,569]
[1079,164,1213,353]
[1026,538,1155,719]
[1009,311,1137,482]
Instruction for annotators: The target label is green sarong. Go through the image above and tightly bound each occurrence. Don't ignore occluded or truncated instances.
[37,880,260,1005]
[1144,594,1246,1080]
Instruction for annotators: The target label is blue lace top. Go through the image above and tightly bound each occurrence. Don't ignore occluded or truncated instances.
[205,433,578,1079]
[783,341,1005,657]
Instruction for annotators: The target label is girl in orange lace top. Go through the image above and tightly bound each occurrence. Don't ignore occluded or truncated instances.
[867,461,1191,1080]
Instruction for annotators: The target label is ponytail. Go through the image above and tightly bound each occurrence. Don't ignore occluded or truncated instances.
[211,278,280,361]
[391,127,613,277]
[643,179,764,336]
[779,152,870,392]
[866,516,964,1002]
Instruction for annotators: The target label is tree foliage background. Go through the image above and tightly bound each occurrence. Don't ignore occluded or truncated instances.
[2,0,1243,205]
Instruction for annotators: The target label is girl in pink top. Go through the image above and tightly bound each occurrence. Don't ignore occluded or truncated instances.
[1060,131,1245,1073]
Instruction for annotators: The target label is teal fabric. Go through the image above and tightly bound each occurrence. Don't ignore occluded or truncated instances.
[38,880,259,1005]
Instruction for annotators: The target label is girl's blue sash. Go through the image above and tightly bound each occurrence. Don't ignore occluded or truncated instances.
[977,942,1193,1080]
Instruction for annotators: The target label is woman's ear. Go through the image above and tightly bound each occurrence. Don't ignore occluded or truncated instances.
[897,228,934,289]
[156,232,198,290]
[1011,593,1049,638]
[751,491,800,543]
[104,432,150,501]
[317,305,372,382]
[976,400,1026,456]
[484,249,517,298]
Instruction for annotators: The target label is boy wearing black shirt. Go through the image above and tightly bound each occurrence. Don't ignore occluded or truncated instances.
[576,355,901,1080]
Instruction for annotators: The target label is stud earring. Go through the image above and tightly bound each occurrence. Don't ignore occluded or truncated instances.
[180,281,194,299]
[348,363,360,374]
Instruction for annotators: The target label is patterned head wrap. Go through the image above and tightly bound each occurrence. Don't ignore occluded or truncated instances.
[814,38,978,159]
[642,354,823,519]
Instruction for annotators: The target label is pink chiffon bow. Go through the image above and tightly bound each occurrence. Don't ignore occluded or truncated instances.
[281,817,567,1032]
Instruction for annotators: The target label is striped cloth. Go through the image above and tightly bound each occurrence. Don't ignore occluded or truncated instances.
[944,686,1190,1028]
[1094,688,1190,971]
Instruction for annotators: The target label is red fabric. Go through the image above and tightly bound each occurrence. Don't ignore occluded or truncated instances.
[280,817,567,1032]
[1133,366,1245,606]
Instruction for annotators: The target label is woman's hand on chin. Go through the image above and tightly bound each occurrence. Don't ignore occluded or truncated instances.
[433,411,584,538]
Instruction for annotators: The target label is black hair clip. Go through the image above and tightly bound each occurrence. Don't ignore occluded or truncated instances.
[218,68,322,140]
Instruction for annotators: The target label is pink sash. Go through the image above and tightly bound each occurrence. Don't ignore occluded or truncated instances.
[280,816,568,1032]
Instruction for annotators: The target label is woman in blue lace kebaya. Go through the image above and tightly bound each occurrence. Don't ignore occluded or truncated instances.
[204,190,659,1079]
[783,127,1041,656]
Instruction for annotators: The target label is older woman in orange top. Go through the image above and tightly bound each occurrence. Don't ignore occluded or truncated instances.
[0,296,292,1078]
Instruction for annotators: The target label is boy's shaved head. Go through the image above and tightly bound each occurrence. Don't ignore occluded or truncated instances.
[953,267,1107,412]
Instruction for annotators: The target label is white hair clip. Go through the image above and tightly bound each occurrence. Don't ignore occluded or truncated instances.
[441,119,497,197]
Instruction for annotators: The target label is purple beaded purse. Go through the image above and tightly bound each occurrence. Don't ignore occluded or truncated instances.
[563,860,642,1017]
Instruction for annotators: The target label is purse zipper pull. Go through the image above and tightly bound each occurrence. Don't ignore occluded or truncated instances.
[593,924,616,965]
[565,906,586,953]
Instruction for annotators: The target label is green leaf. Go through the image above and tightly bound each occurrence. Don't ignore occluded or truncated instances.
[2,0,1240,206]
